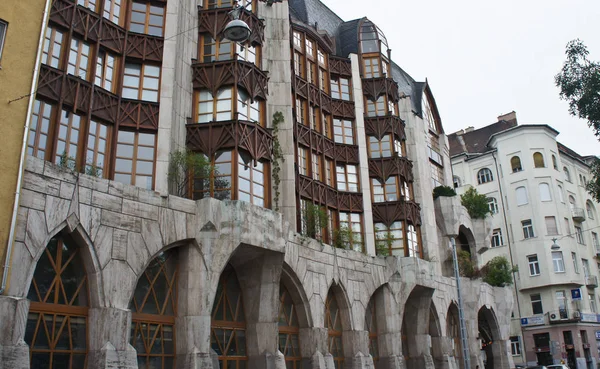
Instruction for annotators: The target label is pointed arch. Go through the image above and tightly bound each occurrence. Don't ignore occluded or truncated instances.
[446,302,461,363]
[325,282,353,369]
[279,282,301,368]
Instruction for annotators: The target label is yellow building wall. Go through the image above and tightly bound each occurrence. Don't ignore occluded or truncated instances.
[0,1,47,281]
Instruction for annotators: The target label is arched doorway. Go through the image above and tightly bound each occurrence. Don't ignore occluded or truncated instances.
[478,306,501,369]
[447,303,462,369]
[402,286,435,369]
[25,236,89,369]
[279,282,301,368]
[211,265,247,368]
[130,249,178,369]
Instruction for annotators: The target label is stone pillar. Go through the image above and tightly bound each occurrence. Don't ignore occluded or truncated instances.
[406,334,434,369]
[300,327,328,369]
[0,296,30,369]
[431,336,453,369]
[490,340,511,369]
[87,307,137,369]
[342,330,373,369]
[175,315,215,369]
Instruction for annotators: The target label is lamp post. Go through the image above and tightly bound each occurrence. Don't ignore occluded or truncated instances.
[450,236,471,369]
[222,0,282,43]
[551,238,560,250]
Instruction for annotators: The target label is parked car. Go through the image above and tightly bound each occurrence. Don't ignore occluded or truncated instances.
[546,365,569,369]
[525,366,548,369]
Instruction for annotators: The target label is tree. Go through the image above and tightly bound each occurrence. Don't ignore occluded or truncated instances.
[555,39,600,201]
[460,187,490,219]
[481,256,517,287]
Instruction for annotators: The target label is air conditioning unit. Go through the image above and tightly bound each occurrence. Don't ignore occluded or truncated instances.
[549,313,560,322]
[573,311,581,319]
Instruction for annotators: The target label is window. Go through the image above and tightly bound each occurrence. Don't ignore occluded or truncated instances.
[197,88,234,123]
[552,251,565,273]
[0,20,7,64]
[406,223,420,257]
[130,250,177,369]
[552,155,558,170]
[192,151,232,200]
[528,255,540,276]
[54,109,83,165]
[477,168,493,184]
[538,183,551,201]
[77,0,97,11]
[533,152,545,168]
[592,232,599,249]
[557,184,564,202]
[430,163,444,188]
[238,152,266,207]
[374,222,404,256]
[330,77,351,100]
[522,219,534,239]
[487,197,499,214]
[237,89,260,123]
[114,131,156,189]
[129,2,164,36]
[293,31,302,49]
[103,0,122,24]
[85,120,110,177]
[556,291,567,318]
[311,152,321,181]
[510,336,521,356]
[28,100,53,159]
[516,186,528,205]
[325,291,344,369]
[42,27,64,68]
[325,159,334,187]
[365,96,386,117]
[371,177,399,202]
[453,175,461,188]
[545,216,558,236]
[575,226,584,245]
[569,195,577,210]
[564,217,570,236]
[564,166,571,182]
[25,237,89,369]
[295,97,306,125]
[67,38,91,79]
[293,51,303,77]
[336,165,359,192]
[510,156,522,172]
[572,252,579,273]
[95,50,116,92]
[368,135,402,158]
[200,34,233,62]
[279,283,301,369]
[333,119,354,144]
[530,293,543,314]
[587,201,595,219]
[583,258,590,277]
[590,294,597,313]
[363,56,381,78]
[298,147,308,176]
[122,63,160,102]
[491,228,503,247]
[339,212,363,252]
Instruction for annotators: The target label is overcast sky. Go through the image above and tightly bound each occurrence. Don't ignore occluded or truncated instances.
[321,0,600,156]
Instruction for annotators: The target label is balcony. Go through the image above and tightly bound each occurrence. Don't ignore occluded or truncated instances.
[586,275,598,288]
[572,207,586,222]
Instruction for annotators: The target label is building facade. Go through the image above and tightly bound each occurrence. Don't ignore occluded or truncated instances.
[450,112,600,368]
[0,0,514,369]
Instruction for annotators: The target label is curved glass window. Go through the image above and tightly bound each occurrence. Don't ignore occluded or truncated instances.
[510,156,522,172]
[130,250,178,369]
[212,265,247,368]
[279,283,301,369]
[25,237,89,369]
[325,291,344,369]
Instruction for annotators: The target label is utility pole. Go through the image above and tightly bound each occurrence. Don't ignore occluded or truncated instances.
[451,236,471,369]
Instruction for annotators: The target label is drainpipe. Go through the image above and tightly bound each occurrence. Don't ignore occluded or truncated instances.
[451,236,471,369]
[0,0,52,295]
[492,151,525,358]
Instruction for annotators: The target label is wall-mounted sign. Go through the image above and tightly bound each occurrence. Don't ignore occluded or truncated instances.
[521,316,545,326]
[571,288,582,301]
[595,331,600,340]
[580,313,598,322]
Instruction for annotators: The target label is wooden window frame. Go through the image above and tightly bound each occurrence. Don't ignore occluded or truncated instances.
[129,2,165,37]
[336,164,359,192]
[28,99,54,160]
[374,221,404,256]
[339,212,363,252]
[279,284,301,369]
[85,120,111,177]
[238,152,268,207]
[365,96,386,117]
[362,54,381,78]
[42,27,64,69]
[67,38,92,80]
[191,150,233,201]
[330,76,351,101]
[333,119,354,145]
[55,109,84,167]
[298,146,309,176]
[114,130,156,190]
[371,177,399,202]
[325,292,344,369]
[122,63,161,102]
[95,50,117,92]
[312,152,322,181]
[103,0,123,25]
[368,135,392,158]
[77,0,98,11]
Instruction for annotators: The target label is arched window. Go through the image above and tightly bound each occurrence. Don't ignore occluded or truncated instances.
[325,290,344,369]
[510,156,522,172]
[447,306,460,360]
[587,201,596,220]
[212,265,247,368]
[453,175,461,188]
[569,195,577,210]
[552,155,558,170]
[130,250,178,369]
[564,167,571,182]
[538,183,552,202]
[477,168,493,184]
[516,186,528,205]
[487,197,499,214]
[557,184,565,203]
[25,236,89,369]
[533,152,545,168]
[279,283,301,369]
[365,298,379,362]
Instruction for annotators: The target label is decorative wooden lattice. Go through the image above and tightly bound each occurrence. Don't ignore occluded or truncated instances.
[372,200,422,227]
[368,156,414,183]
[25,237,89,369]
[364,115,406,142]
[329,56,353,77]
[130,250,178,369]
[192,60,269,102]
[361,77,400,103]
[211,266,247,368]
[296,174,363,212]
[278,284,301,369]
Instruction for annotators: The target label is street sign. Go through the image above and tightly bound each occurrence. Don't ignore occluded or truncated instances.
[521,316,545,326]
[571,288,582,301]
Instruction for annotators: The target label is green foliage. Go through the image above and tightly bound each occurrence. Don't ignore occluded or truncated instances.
[58,151,76,171]
[375,231,392,256]
[332,226,352,250]
[481,256,517,287]
[301,202,328,240]
[555,39,600,201]
[456,250,478,278]
[433,185,457,199]
[168,149,212,198]
[272,112,285,211]
[460,187,490,219]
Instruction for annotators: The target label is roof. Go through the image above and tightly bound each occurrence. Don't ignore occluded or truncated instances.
[558,142,593,167]
[448,120,517,157]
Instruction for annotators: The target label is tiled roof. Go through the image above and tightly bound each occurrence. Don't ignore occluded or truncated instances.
[448,120,517,157]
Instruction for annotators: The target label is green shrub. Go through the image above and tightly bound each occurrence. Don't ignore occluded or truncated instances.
[481,256,517,287]
[301,202,329,240]
[456,250,478,278]
[460,187,490,219]
[433,185,457,199]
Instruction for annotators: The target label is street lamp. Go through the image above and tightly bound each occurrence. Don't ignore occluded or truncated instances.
[223,3,252,43]
[551,238,560,250]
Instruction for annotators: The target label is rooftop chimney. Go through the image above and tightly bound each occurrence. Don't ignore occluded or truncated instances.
[497,111,517,124]
[464,126,475,133]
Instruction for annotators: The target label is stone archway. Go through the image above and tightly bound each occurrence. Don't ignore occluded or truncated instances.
[402,285,435,369]
[478,306,501,369]
[446,302,462,369]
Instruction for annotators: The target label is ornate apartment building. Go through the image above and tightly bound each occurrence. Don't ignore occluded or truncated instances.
[0,0,515,369]
[450,112,600,368]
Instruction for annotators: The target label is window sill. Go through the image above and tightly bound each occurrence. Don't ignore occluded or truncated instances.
[530,274,541,277]
[554,271,566,274]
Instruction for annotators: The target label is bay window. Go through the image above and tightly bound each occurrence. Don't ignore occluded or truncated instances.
[122,63,160,102]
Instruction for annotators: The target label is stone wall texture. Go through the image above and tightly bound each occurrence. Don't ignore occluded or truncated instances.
[0,157,514,369]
